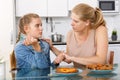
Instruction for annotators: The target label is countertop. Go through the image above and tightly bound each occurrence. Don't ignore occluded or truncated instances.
[52,40,120,45]
[109,40,120,44]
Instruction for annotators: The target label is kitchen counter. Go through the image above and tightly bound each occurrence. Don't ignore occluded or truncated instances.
[52,42,66,45]
[52,40,120,45]
[109,40,120,44]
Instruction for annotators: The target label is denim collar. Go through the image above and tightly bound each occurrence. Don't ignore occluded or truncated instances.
[27,40,45,51]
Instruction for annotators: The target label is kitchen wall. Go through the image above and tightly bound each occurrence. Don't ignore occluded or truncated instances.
[41,15,120,42]
[0,0,15,60]
[16,13,120,42]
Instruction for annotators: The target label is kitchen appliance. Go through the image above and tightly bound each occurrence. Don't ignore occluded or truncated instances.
[98,0,120,15]
[51,33,63,42]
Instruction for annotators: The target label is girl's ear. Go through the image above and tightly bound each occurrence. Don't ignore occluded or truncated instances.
[24,25,29,33]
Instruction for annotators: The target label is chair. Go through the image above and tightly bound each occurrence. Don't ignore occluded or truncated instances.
[10,51,16,79]
[108,51,114,65]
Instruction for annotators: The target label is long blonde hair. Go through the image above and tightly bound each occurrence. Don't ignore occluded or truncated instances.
[72,3,106,29]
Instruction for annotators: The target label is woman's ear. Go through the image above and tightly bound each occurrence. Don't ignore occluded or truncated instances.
[86,20,90,26]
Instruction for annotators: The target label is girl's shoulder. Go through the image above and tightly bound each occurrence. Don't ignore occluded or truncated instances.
[40,40,49,46]
[14,41,27,51]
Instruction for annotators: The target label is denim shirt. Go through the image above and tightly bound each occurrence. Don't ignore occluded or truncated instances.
[14,40,53,69]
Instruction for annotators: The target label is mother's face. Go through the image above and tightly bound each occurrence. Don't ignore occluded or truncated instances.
[71,12,90,32]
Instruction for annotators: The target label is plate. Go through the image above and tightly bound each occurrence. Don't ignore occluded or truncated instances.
[87,73,117,78]
[88,64,118,74]
[50,69,83,77]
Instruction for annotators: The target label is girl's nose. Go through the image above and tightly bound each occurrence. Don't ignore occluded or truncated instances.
[71,20,74,26]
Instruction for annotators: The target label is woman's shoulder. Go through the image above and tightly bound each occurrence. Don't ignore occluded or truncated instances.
[67,30,73,37]
[95,26,108,40]
[96,26,107,32]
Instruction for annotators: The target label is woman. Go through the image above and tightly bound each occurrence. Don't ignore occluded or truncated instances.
[50,3,108,68]
[14,13,61,69]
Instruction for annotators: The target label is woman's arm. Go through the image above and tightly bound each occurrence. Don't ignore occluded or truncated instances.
[65,26,108,65]
[42,38,62,56]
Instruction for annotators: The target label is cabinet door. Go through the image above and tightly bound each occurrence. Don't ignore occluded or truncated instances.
[108,44,120,64]
[68,0,97,10]
[48,0,68,17]
[16,0,47,17]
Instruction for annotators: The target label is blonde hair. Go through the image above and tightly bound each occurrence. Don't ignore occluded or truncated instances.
[16,13,40,43]
[72,3,106,29]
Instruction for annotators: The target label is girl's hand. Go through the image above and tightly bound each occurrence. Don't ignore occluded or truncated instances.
[23,36,38,46]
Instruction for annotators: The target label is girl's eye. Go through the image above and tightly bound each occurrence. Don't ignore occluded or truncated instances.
[35,24,42,28]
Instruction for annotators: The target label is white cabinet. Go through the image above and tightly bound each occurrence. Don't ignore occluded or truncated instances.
[48,0,68,17]
[68,0,97,10]
[108,44,120,64]
[16,0,68,17]
[16,0,47,17]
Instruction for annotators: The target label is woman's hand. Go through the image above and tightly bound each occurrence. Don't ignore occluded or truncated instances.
[63,54,72,63]
[53,52,65,64]
[41,38,53,48]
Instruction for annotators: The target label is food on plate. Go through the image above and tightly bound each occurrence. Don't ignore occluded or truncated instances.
[56,67,78,73]
[86,64,113,70]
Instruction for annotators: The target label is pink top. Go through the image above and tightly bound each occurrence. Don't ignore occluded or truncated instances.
[67,29,96,68]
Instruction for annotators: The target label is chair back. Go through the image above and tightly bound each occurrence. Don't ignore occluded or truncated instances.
[108,51,114,65]
[10,51,16,70]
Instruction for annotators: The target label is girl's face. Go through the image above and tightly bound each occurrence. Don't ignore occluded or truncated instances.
[25,18,43,39]
[71,12,89,32]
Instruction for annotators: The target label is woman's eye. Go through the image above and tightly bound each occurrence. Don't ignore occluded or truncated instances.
[36,24,39,28]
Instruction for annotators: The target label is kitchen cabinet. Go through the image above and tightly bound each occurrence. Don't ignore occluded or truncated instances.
[16,0,47,17]
[68,0,97,10]
[108,44,120,64]
[47,0,68,17]
[16,0,68,17]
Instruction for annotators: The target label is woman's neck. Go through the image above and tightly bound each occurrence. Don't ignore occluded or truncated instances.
[74,28,90,41]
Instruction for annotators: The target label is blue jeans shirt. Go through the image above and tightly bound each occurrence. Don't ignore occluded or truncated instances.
[14,40,56,69]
